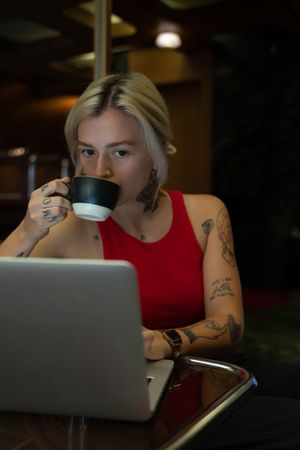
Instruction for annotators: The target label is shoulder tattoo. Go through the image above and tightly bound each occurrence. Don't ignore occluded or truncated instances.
[202,219,215,235]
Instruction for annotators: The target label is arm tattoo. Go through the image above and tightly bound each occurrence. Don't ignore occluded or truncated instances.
[182,327,198,344]
[181,320,228,343]
[228,314,242,344]
[210,278,234,301]
[216,207,236,267]
[202,219,215,235]
[181,314,241,345]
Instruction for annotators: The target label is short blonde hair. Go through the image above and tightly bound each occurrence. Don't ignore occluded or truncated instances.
[64,72,176,186]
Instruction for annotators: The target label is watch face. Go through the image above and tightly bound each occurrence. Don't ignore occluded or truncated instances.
[165,329,182,349]
[165,329,181,342]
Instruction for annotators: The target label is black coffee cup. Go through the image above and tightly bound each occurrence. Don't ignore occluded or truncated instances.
[70,176,120,221]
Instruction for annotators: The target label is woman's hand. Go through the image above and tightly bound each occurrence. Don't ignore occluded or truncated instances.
[22,177,72,242]
[142,327,172,360]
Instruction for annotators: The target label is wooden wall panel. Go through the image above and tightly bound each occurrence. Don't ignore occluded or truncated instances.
[129,47,213,194]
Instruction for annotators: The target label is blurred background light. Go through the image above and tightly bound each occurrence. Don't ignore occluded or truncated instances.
[155,31,182,48]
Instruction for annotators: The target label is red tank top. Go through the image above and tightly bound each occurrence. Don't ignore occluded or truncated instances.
[97,191,204,329]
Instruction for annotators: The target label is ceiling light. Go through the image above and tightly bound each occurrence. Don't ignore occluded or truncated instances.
[7,147,27,158]
[155,31,182,49]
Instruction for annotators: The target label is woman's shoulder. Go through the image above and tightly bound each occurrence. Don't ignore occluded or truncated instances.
[182,193,227,218]
[180,194,229,250]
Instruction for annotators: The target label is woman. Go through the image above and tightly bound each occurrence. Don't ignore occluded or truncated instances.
[1,72,299,448]
[0,72,243,361]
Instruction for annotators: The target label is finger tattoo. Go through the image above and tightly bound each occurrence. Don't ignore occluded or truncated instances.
[42,209,52,218]
[48,216,59,222]
[41,184,49,193]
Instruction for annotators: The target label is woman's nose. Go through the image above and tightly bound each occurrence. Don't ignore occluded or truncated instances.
[103,168,113,178]
[95,159,113,178]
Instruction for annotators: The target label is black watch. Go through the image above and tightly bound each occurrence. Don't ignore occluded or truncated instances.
[160,329,182,360]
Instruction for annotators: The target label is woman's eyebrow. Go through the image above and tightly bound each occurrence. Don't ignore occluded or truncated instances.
[78,140,94,148]
[77,139,135,149]
[106,140,135,148]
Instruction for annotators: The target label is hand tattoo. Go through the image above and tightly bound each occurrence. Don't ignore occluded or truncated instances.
[42,209,52,218]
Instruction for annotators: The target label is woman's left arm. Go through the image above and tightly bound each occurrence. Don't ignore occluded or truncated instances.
[143,195,244,360]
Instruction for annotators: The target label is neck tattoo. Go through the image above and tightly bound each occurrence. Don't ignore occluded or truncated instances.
[140,234,146,241]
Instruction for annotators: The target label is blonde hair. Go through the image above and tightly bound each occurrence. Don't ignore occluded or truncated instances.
[64,72,176,186]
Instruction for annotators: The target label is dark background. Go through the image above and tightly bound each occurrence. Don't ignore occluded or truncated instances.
[212,28,300,290]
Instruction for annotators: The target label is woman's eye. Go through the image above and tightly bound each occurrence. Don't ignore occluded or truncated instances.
[81,149,95,156]
[115,150,128,157]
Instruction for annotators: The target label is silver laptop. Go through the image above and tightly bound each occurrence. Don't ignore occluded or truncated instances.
[0,257,174,422]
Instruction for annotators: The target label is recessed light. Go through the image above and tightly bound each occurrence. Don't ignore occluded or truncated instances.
[155,31,182,49]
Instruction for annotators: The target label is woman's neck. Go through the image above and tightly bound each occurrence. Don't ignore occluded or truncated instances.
[111,192,171,242]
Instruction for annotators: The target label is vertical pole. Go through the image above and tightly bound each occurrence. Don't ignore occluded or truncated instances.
[94,0,112,79]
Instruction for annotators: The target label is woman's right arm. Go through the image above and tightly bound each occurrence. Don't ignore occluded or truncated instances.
[0,177,72,257]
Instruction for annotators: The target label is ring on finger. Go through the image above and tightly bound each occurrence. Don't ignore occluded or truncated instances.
[42,197,51,205]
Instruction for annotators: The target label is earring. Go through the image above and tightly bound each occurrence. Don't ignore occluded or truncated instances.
[136,168,160,212]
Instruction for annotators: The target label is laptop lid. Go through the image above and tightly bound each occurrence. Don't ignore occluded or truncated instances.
[0,257,173,422]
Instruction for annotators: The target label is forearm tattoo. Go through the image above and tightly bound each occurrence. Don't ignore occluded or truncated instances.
[216,207,236,267]
[202,219,215,235]
[182,320,228,343]
[181,314,241,345]
[228,314,242,344]
[210,278,234,301]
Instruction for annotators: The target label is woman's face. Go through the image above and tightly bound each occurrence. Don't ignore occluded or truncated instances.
[77,107,153,208]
